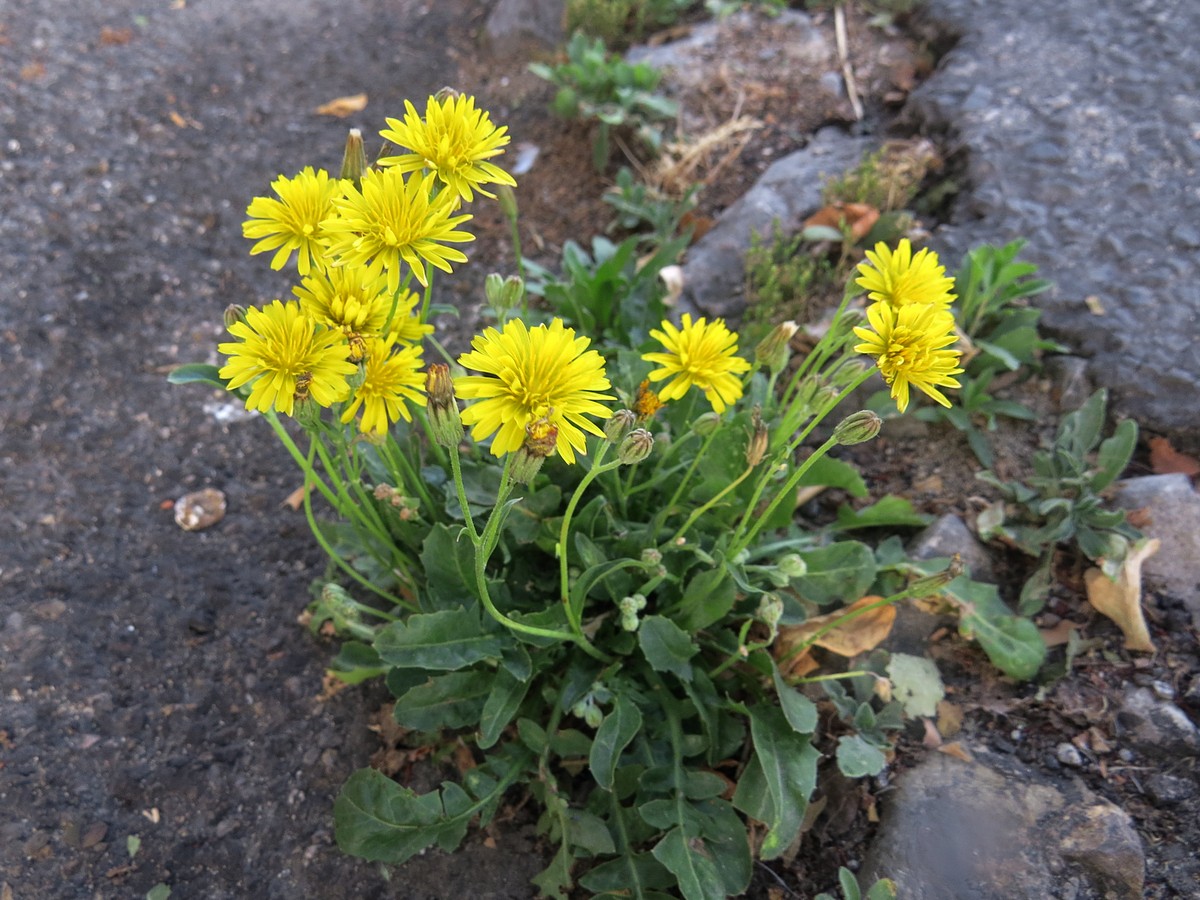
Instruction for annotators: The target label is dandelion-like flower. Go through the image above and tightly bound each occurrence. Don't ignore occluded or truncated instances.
[242,167,344,276]
[218,300,356,416]
[642,314,752,413]
[322,168,474,291]
[455,318,614,464]
[379,94,518,203]
[341,337,427,435]
[292,268,432,356]
[855,238,956,310]
[853,302,964,413]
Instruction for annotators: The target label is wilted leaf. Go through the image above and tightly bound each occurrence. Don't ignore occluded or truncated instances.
[1084,538,1159,651]
[315,93,368,117]
[802,202,880,242]
[1148,436,1200,478]
[775,596,895,665]
[1038,618,1081,647]
[937,741,973,762]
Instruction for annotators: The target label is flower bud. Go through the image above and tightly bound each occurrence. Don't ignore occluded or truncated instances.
[617,428,654,465]
[745,406,769,467]
[223,304,248,329]
[908,554,963,597]
[754,321,799,376]
[757,592,784,635]
[339,128,367,185]
[692,411,721,436]
[604,408,637,442]
[510,417,558,485]
[832,410,882,446]
[778,553,807,578]
[425,364,464,447]
[640,548,662,565]
[619,593,648,632]
[484,273,525,315]
[495,184,519,224]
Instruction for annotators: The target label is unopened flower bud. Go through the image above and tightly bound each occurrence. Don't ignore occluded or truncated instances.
[832,410,882,446]
[619,593,648,631]
[908,555,963,597]
[745,406,769,467]
[754,321,799,376]
[495,184,519,224]
[223,304,248,329]
[692,411,721,436]
[618,428,654,465]
[510,417,558,484]
[640,548,662,565]
[484,273,525,315]
[757,592,784,635]
[425,364,464,447]
[778,553,807,578]
[339,128,367,185]
[604,409,637,442]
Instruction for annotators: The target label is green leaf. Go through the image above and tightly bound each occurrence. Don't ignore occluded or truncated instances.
[675,567,736,632]
[146,885,172,900]
[832,496,933,531]
[885,653,945,718]
[638,616,699,679]
[579,852,674,895]
[374,607,504,671]
[532,843,574,900]
[866,877,898,900]
[334,769,467,864]
[839,866,863,900]
[836,735,886,778]
[947,579,1046,679]
[797,454,868,497]
[772,665,818,733]
[794,541,877,605]
[166,362,229,389]
[393,671,491,731]
[748,707,819,859]
[328,641,388,685]
[651,827,725,900]
[478,669,530,749]
[590,694,644,791]
[568,809,616,856]
[419,524,478,610]
[1091,418,1137,491]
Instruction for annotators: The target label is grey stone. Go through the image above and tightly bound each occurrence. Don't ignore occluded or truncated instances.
[909,513,996,583]
[678,130,874,322]
[1056,742,1084,768]
[1116,687,1199,757]
[483,0,564,51]
[909,0,1200,443]
[862,752,1144,899]
[1113,474,1200,628]
[1145,772,1198,806]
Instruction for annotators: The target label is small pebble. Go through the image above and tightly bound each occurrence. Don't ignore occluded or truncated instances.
[1056,742,1084,767]
[1152,680,1176,701]
[174,488,226,531]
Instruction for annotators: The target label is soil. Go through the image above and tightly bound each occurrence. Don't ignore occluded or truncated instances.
[1,2,1196,899]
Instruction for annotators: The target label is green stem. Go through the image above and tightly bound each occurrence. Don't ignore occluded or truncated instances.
[708,619,756,679]
[264,411,338,508]
[558,443,619,630]
[663,426,719,515]
[731,435,838,557]
[671,464,755,545]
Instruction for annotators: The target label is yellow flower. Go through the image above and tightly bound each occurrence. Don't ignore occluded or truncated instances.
[242,167,343,276]
[853,301,964,413]
[341,337,427,435]
[218,300,356,416]
[292,268,432,356]
[642,314,752,413]
[855,238,956,310]
[455,318,614,464]
[379,94,518,203]
[322,168,474,291]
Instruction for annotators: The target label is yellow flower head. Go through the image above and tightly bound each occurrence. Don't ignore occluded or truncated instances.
[379,94,518,203]
[292,268,432,355]
[642,314,753,413]
[340,337,427,435]
[855,238,956,310]
[322,168,474,291]
[454,318,615,464]
[218,300,356,416]
[242,166,344,276]
[853,301,964,413]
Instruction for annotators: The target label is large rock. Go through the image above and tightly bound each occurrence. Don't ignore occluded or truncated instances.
[862,752,1145,899]
[909,0,1200,444]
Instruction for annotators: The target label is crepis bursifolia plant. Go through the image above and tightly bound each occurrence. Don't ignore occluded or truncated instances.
[173,90,977,898]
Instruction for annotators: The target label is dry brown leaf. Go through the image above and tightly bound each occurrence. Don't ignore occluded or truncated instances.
[936,699,963,738]
[1084,538,1160,651]
[921,717,942,748]
[778,647,821,680]
[99,26,133,46]
[1084,294,1107,315]
[775,596,896,676]
[803,202,880,243]
[315,93,368,117]
[1039,618,1081,647]
[282,484,309,510]
[1148,435,1200,478]
[938,741,974,762]
[168,110,187,128]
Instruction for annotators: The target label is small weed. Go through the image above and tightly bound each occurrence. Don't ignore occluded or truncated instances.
[566,0,696,47]
[743,219,836,330]
[822,140,940,213]
[603,165,699,244]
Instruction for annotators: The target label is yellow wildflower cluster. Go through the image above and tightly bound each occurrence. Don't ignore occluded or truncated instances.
[852,238,963,412]
[221,92,516,436]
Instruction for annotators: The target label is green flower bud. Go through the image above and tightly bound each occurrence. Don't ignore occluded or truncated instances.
[692,411,721,436]
[619,593,648,632]
[778,553,807,578]
[495,184,519,224]
[832,410,882,446]
[339,128,367,186]
[484,273,525,316]
[604,409,637,443]
[757,592,784,634]
[425,363,464,448]
[617,428,654,465]
[640,548,662,565]
[754,321,799,376]
[223,304,248,329]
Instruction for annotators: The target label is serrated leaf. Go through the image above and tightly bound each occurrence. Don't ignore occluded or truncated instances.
[836,735,886,778]
[375,607,504,671]
[532,843,574,900]
[334,769,463,864]
[393,671,491,731]
[638,616,698,679]
[590,694,643,791]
